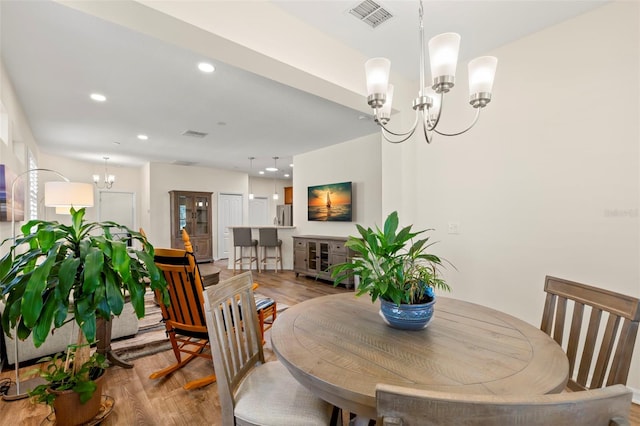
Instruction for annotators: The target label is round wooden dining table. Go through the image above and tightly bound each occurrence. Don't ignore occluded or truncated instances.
[271,293,569,419]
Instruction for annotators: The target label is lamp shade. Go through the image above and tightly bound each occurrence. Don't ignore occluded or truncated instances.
[468,56,498,95]
[44,182,94,208]
[428,32,461,80]
[365,57,391,96]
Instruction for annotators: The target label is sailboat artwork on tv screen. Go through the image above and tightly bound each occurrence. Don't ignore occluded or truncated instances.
[308,181,352,222]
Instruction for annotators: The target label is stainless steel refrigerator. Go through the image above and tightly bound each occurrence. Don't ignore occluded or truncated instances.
[276,204,293,226]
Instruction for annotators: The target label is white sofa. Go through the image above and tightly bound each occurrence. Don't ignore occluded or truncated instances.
[1,302,139,365]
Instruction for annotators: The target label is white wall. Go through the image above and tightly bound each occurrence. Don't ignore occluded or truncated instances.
[293,133,382,237]
[382,2,640,393]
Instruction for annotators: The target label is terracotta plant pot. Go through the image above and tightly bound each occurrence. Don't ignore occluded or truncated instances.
[49,370,105,426]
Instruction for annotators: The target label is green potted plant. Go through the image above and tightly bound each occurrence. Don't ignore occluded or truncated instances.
[0,207,168,425]
[27,346,109,426]
[331,211,451,330]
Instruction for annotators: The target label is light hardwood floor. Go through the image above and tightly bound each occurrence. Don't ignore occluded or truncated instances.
[1,261,638,425]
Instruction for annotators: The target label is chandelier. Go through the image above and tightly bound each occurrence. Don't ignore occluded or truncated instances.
[364,0,498,144]
[93,156,115,189]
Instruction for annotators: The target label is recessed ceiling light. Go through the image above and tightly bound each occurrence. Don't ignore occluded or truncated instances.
[198,62,215,73]
[265,167,278,172]
[284,174,290,178]
[137,134,148,140]
[289,163,294,168]
[259,171,265,175]
[90,93,106,102]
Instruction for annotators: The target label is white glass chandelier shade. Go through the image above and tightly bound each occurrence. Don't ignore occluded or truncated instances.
[364,58,391,98]
[45,182,95,208]
[364,0,497,144]
[428,32,460,89]
[468,56,498,107]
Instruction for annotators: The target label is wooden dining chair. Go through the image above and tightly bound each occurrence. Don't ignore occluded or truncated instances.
[149,229,216,390]
[202,271,334,426]
[376,383,633,426]
[540,276,640,391]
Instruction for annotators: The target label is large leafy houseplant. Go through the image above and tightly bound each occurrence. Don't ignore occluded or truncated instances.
[0,207,168,406]
[331,211,451,306]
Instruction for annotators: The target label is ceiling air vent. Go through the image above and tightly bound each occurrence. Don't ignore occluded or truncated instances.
[349,0,393,28]
[172,160,197,166]
[182,130,208,138]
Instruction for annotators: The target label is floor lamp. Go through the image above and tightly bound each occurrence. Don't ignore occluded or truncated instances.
[2,168,94,401]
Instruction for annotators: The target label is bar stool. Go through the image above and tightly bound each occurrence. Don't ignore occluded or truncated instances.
[258,228,283,273]
[232,227,259,273]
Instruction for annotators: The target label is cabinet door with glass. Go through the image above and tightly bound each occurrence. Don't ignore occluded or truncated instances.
[169,191,213,262]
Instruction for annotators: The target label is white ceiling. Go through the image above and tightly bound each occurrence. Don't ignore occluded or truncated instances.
[0,0,608,177]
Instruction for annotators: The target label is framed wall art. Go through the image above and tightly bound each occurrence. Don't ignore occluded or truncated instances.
[308,181,352,222]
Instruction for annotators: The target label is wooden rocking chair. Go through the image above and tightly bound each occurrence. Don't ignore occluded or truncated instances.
[149,229,216,390]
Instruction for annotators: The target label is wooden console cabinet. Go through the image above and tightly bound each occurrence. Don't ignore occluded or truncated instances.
[293,235,354,288]
[169,190,213,262]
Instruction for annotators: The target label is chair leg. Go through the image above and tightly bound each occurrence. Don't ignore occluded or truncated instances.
[276,245,282,273]
[233,246,237,273]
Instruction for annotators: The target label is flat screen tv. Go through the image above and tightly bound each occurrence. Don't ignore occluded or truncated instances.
[308,181,352,222]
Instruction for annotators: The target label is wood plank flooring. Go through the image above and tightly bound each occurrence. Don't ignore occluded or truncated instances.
[1,261,638,425]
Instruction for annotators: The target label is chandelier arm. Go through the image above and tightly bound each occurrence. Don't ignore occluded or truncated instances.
[424,91,444,131]
[422,116,434,144]
[375,108,421,138]
[433,108,481,137]
[381,121,419,144]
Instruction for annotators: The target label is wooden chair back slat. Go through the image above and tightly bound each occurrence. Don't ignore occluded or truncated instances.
[376,383,633,426]
[540,293,556,334]
[591,314,621,388]
[552,296,567,344]
[609,320,639,386]
[565,302,583,377]
[541,276,640,390]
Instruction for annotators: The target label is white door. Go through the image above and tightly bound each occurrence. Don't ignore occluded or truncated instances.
[249,197,269,226]
[217,193,243,259]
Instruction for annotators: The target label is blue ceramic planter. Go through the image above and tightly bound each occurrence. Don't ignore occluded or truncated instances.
[379,297,436,330]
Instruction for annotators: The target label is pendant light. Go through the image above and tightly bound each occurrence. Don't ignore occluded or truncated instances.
[272,156,279,200]
[248,157,255,200]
